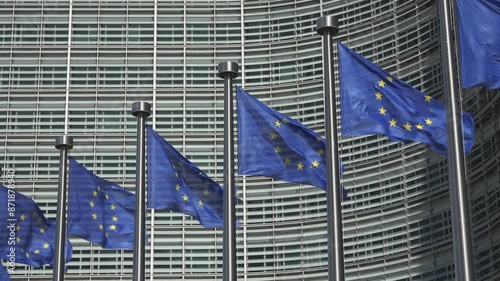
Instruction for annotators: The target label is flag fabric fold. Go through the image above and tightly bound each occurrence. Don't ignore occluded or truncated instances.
[147,126,226,228]
[0,262,10,281]
[237,86,346,198]
[68,158,136,249]
[456,0,500,89]
[0,184,72,269]
[338,42,475,154]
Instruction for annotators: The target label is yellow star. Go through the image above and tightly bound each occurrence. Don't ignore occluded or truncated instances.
[375,92,383,100]
[297,162,304,170]
[379,107,387,115]
[105,194,109,200]
[97,186,101,191]
[20,214,26,221]
[26,253,29,258]
[318,149,325,155]
[92,213,98,220]
[282,118,289,124]
[175,172,178,178]
[34,249,40,254]
[425,118,433,125]
[110,204,116,210]
[89,201,95,208]
[178,161,184,166]
[43,243,49,249]
[284,157,292,165]
[105,232,109,238]
[198,200,204,206]
[40,228,45,233]
[203,190,210,197]
[183,195,189,201]
[99,224,103,230]
[204,180,210,186]
[93,191,98,197]
[16,237,21,243]
[311,161,320,168]
[387,76,393,82]
[37,217,43,223]
[16,225,20,231]
[404,122,412,131]
[378,80,386,87]
[316,137,322,142]
[389,118,397,127]
[271,132,278,140]
[425,95,432,102]
[112,216,118,222]
[109,225,117,231]
[275,120,281,127]
[175,184,181,191]
[275,146,281,153]
[32,212,38,217]
[416,124,424,130]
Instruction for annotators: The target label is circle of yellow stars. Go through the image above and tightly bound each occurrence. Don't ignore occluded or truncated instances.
[375,76,432,132]
[16,211,51,258]
[271,117,323,171]
[172,162,210,207]
[89,186,118,238]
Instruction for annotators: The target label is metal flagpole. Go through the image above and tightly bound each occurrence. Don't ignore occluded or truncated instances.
[438,1,476,280]
[53,135,73,281]
[316,16,345,281]
[218,61,239,281]
[132,102,152,281]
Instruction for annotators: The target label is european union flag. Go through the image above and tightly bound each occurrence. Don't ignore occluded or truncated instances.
[237,87,346,198]
[147,126,225,228]
[338,42,475,154]
[0,262,10,281]
[0,184,72,268]
[456,0,500,88]
[68,158,136,249]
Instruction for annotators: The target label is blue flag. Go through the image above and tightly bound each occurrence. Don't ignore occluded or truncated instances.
[0,184,72,268]
[456,0,500,88]
[68,158,136,249]
[237,87,347,198]
[0,262,10,281]
[147,126,226,228]
[338,42,475,155]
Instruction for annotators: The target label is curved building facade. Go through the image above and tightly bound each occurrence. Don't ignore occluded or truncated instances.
[0,0,499,280]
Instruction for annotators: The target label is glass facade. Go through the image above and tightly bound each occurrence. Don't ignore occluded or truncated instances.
[0,0,499,280]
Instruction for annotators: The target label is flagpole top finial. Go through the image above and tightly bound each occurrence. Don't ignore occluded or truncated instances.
[317,16,339,35]
[218,61,239,79]
[132,102,152,118]
[55,135,73,150]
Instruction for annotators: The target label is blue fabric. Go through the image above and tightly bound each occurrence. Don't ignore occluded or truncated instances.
[68,158,136,249]
[338,42,475,154]
[0,184,72,268]
[0,262,10,281]
[147,126,226,228]
[456,0,500,88]
[237,87,347,198]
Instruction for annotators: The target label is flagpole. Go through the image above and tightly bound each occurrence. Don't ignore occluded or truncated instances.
[316,16,345,281]
[53,135,73,281]
[438,1,475,280]
[132,102,152,281]
[218,61,239,281]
